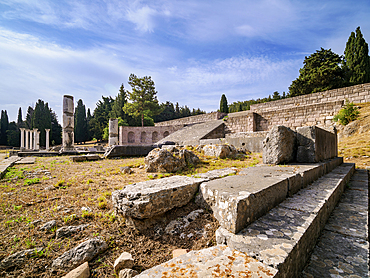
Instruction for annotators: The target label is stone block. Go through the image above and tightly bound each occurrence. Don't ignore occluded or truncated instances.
[296,126,337,163]
[136,245,277,277]
[263,125,296,165]
[112,176,207,220]
[114,252,134,274]
[199,167,290,233]
[61,262,90,278]
[172,249,189,258]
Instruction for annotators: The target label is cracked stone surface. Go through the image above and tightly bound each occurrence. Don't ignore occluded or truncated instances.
[136,245,277,277]
[112,176,206,219]
[302,169,369,278]
[0,248,43,270]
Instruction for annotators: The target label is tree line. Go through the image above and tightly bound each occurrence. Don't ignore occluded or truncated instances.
[226,26,370,112]
[0,100,62,148]
[75,74,206,143]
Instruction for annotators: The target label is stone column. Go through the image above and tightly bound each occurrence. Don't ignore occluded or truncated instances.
[108,118,119,146]
[61,95,75,152]
[45,129,50,150]
[36,131,40,150]
[25,129,29,150]
[20,128,25,150]
[33,129,38,150]
[29,130,33,150]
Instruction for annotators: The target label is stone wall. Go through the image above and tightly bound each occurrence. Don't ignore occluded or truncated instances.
[250,83,370,113]
[154,112,226,127]
[119,126,183,146]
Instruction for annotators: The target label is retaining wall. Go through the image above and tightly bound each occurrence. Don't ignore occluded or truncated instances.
[250,83,370,113]
[154,112,226,127]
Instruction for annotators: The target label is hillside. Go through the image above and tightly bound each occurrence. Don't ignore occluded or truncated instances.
[337,102,370,169]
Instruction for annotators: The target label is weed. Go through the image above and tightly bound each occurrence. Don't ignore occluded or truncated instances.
[63,214,77,223]
[32,248,45,258]
[25,238,36,249]
[23,178,40,186]
[98,201,107,209]
[82,210,94,218]
[13,205,22,211]
[87,179,94,184]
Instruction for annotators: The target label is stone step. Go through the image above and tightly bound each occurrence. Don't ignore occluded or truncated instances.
[215,163,355,277]
[302,169,369,277]
[133,161,354,277]
[199,157,343,234]
[0,156,21,179]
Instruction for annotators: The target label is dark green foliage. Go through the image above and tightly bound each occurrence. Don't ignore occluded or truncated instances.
[50,111,62,145]
[220,94,228,113]
[0,110,9,145]
[272,91,281,100]
[31,100,51,147]
[25,106,34,129]
[17,107,24,127]
[288,48,344,97]
[74,99,88,144]
[343,26,370,85]
[123,74,162,127]
[90,96,114,141]
[153,101,205,122]
[333,100,360,125]
[6,122,19,147]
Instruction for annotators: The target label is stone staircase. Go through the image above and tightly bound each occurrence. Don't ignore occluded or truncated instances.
[156,120,224,145]
[132,158,369,277]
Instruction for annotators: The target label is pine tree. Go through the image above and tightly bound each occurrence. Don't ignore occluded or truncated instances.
[123,74,161,127]
[343,26,370,85]
[75,99,88,144]
[220,94,229,113]
[50,111,62,145]
[288,48,344,97]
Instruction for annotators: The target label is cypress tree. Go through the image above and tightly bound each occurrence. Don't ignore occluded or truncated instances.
[220,94,229,113]
[17,107,23,127]
[343,26,370,85]
[0,110,9,146]
[75,99,88,144]
[31,100,52,147]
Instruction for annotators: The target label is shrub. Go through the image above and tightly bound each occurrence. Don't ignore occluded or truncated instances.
[333,100,360,125]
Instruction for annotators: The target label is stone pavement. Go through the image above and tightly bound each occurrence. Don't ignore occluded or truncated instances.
[302,169,369,278]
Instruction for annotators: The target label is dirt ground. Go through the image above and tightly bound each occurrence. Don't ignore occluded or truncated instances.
[0,151,261,277]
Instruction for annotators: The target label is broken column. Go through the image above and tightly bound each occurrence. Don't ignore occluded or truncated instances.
[61,95,75,152]
[108,118,119,146]
[19,128,25,150]
[45,129,50,150]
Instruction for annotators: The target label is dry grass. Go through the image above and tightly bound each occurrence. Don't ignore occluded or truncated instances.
[337,102,370,169]
[0,151,261,277]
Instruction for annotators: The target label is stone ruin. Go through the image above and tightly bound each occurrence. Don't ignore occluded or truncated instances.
[61,95,75,153]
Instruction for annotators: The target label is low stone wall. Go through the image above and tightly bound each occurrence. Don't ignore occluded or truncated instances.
[154,112,226,127]
[296,126,337,163]
[223,111,256,133]
[119,126,183,146]
[224,132,268,153]
[250,82,370,113]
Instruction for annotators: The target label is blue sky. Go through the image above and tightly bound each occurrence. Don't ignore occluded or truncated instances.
[1,0,369,122]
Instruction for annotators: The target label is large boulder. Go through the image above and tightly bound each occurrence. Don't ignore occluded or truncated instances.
[263,125,296,165]
[201,144,238,159]
[144,147,199,173]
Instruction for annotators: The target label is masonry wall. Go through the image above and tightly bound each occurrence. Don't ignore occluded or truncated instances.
[250,83,370,113]
[154,112,226,127]
[119,126,183,146]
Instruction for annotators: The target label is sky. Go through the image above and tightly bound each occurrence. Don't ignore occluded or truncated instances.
[1,0,370,122]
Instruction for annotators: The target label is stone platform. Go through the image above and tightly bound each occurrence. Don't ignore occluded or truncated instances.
[199,157,343,233]
[132,160,360,277]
